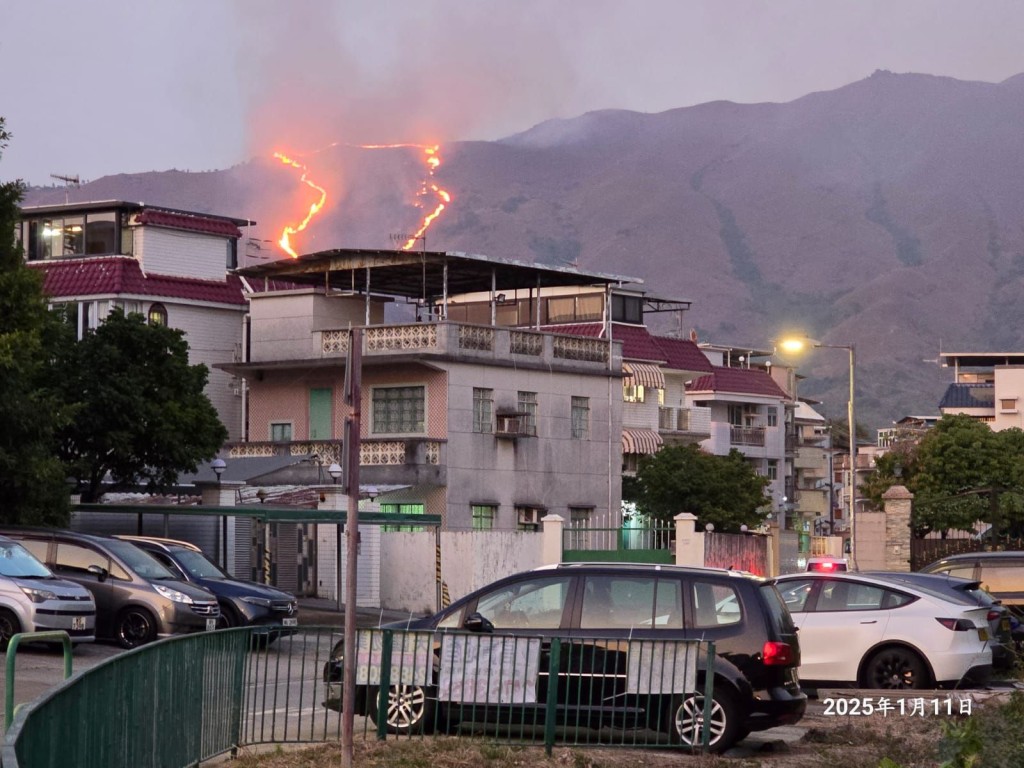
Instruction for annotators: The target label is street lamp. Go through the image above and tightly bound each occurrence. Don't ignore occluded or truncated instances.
[777,335,858,566]
[211,458,226,483]
[328,463,343,484]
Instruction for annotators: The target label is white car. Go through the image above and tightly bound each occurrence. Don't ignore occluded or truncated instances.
[774,572,992,689]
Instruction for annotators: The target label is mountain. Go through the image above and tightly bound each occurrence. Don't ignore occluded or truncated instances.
[22,71,1024,431]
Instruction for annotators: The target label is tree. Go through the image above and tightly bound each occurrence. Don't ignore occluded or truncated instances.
[0,118,71,525]
[902,415,1024,538]
[48,308,228,501]
[629,444,770,531]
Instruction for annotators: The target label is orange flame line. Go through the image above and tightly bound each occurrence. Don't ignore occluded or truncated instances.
[402,145,451,251]
[274,152,327,259]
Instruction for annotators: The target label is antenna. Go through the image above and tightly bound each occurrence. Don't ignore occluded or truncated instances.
[49,173,81,204]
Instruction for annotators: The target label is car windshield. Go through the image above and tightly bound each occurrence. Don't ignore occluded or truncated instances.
[172,548,229,580]
[103,539,175,580]
[0,541,53,578]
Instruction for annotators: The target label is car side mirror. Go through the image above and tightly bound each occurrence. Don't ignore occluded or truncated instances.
[463,612,494,633]
[87,564,108,582]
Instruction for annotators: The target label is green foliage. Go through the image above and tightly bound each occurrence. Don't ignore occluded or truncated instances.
[47,308,228,501]
[630,444,769,531]
[862,414,1024,538]
[938,691,1024,768]
[0,117,71,526]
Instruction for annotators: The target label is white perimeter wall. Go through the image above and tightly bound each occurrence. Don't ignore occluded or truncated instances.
[377,531,545,615]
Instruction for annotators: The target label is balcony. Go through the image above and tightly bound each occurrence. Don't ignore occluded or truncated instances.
[658,406,711,442]
[729,426,765,447]
[225,438,447,488]
[316,322,615,373]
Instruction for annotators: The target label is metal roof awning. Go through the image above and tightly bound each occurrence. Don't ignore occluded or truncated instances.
[622,428,663,456]
[623,362,665,389]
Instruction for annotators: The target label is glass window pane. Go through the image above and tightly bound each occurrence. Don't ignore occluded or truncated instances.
[61,216,85,255]
[85,212,117,254]
[372,386,425,434]
[474,576,572,630]
[692,581,742,627]
[580,575,657,629]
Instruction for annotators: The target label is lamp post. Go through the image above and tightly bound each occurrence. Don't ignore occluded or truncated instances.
[778,336,858,567]
[211,459,227,568]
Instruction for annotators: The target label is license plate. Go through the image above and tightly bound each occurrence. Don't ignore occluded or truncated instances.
[282,618,298,627]
[1001,617,1011,632]
[206,618,217,632]
[71,616,86,631]
[978,627,990,642]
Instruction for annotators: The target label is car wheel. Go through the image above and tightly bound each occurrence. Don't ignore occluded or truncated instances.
[0,609,22,651]
[862,646,928,689]
[116,607,157,649]
[666,685,742,753]
[218,603,240,629]
[368,684,436,734]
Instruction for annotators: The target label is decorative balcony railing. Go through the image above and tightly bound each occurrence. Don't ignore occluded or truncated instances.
[729,426,766,447]
[226,439,442,466]
[312,322,612,369]
[658,406,712,434]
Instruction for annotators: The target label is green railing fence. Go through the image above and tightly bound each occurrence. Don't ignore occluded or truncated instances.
[4,626,715,767]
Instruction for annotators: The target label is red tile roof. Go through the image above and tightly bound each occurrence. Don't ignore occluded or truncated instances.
[686,366,789,399]
[30,256,248,305]
[544,322,713,372]
[136,210,243,238]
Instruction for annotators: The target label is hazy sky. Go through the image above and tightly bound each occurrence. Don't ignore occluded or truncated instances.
[3,0,1023,186]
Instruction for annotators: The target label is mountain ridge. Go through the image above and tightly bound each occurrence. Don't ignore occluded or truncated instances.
[20,71,1024,430]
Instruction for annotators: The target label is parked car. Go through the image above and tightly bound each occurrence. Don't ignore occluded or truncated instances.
[863,570,1016,670]
[805,557,848,573]
[0,535,97,648]
[920,551,1024,617]
[115,536,299,637]
[0,528,220,649]
[323,563,807,753]
[774,572,993,689]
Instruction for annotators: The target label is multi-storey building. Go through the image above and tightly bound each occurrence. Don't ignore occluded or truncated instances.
[226,249,633,531]
[16,200,252,439]
[938,352,1024,431]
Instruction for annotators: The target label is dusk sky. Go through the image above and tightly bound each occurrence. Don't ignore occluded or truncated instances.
[3,0,1023,186]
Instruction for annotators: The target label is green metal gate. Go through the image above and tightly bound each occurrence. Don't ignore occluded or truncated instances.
[562,524,674,564]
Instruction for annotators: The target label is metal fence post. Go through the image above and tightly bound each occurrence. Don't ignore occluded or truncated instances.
[543,638,562,756]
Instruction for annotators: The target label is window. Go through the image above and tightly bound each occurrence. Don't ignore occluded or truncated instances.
[611,294,643,324]
[270,422,293,442]
[515,505,545,531]
[728,403,757,427]
[580,575,664,629]
[691,581,742,627]
[474,576,572,630]
[623,382,645,403]
[372,386,425,434]
[471,504,497,530]
[767,459,778,481]
[473,388,493,433]
[767,407,778,427]
[571,396,589,439]
[1000,398,1018,413]
[517,391,538,436]
[380,503,425,532]
[148,303,168,326]
[813,581,908,611]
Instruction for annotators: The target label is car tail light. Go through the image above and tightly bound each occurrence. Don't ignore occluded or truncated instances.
[815,561,835,571]
[987,610,1001,622]
[936,618,976,631]
[762,641,794,665]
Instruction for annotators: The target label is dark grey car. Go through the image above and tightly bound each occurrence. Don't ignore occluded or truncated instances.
[0,528,220,649]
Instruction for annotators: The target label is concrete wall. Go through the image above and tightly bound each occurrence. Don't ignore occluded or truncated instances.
[378,530,545,615]
[854,510,887,571]
[994,366,1024,431]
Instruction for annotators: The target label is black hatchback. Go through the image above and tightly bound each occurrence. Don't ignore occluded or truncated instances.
[324,563,805,752]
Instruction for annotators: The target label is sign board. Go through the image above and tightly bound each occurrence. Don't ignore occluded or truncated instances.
[625,641,699,694]
[354,630,433,686]
[438,634,541,704]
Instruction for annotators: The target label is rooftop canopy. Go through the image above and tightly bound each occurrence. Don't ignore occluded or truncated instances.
[236,247,639,303]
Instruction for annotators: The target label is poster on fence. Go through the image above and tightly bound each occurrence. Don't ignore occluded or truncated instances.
[626,641,698,694]
[354,630,433,686]
[437,634,541,704]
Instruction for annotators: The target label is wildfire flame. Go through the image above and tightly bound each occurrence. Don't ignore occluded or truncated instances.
[274,143,451,258]
[274,152,327,259]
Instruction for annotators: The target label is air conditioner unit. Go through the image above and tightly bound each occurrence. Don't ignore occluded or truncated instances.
[518,508,543,526]
[495,412,530,438]
[232,386,242,397]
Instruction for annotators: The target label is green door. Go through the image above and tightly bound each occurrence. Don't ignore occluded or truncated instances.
[309,388,332,440]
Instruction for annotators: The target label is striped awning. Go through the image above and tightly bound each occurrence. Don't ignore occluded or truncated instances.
[623,362,665,389]
[622,428,663,455]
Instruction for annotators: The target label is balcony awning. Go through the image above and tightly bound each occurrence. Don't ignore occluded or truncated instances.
[622,428,663,455]
[623,362,665,389]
